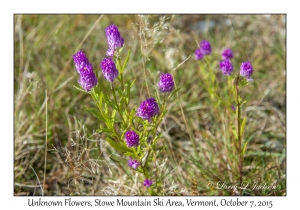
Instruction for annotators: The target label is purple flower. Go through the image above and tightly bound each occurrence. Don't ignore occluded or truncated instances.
[219,60,234,76]
[222,48,233,60]
[200,40,212,55]
[158,73,174,93]
[105,24,124,56]
[240,61,254,80]
[73,51,98,91]
[136,98,160,121]
[144,179,153,187]
[128,158,141,169]
[77,64,98,92]
[73,50,90,73]
[125,131,140,147]
[194,48,204,60]
[231,105,236,111]
[100,58,119,82]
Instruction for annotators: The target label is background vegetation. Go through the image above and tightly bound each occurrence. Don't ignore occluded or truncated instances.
[14,14,286,195]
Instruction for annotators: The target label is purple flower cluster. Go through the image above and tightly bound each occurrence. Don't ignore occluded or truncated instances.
[218,59,254,81]
[219,60,234,76]
[158,73,174,93]
[144,179,153,187]
[136,98,160,121]
[128,158,141,169]
[194,40,212,60]
[200,40,212,55]
[240,61,254,81]
[73,51,98,92]
[73,50,90,73]
[222,48,233,60]
[194,48,204,60]
[100,58,119,82]
[105,24,124,56]
[125,131,140,147]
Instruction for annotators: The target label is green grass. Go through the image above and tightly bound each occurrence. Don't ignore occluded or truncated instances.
[14,14,286,196]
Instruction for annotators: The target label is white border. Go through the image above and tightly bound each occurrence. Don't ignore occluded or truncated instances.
[2,0,297,209]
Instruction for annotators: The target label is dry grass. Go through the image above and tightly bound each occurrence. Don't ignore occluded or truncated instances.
[14,14,285,196]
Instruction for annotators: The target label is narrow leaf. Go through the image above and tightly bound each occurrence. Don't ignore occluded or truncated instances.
[242,141,248,156]
[168,87,181,99]
[85,108,106,122]
[73,85,90,94]
[121,49,131,74]
[99,92,103,108]
[240,115,247,138]
[106,136,132,153]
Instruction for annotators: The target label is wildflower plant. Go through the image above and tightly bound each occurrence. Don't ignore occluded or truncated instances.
[72,24,178,195]
[221,59,254,190]
[195,39,254,194]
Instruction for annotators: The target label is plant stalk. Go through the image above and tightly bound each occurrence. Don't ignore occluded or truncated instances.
[235,76,243,189]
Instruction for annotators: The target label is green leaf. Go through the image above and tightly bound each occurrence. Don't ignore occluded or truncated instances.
[168,87,181,99]
[242,141,248,156]
[111,109,117,122]
[121,49,131,74]
[116,86,123,98]
[99,92,103,108]
[103,94,117,110]
[91,87,98,100]
[73,85,90,94]
[231,122,238,141]
[97,127,113,134]
[240,115,247,138]
[104,103,108,115]
[85,108,106,122]
[126,79,135,105]
[124,151,139,159]
[106,136,133,153]
[241,100,247,106]
[152,134,162,146]
[116,58,122,72]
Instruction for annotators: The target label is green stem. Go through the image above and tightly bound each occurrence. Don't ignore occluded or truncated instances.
[234,76,243,189]
[140,95,166,192]
[111,83,126,126]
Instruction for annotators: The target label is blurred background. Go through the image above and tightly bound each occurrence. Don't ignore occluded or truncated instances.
[14,14,286,195]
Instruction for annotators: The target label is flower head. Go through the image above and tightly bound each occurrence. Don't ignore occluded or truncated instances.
[194,48,204,60]
[240,61,254,80]
[73,50,90,73]
[128,158,141,169]
[222,48,233,60]
[136,98,160,121]
[100,58,119,82]
[124,131,140,147]
[105,24,124,56]
[144,179,153,187]
[231,105,236,111]
[219,60,234,76]
[77,64,98,92]
[158,73,174,93]
[73,51,98,91]
[200,40,212,55]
